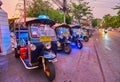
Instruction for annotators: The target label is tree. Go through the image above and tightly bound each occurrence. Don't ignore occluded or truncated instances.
[101,5,120,28]
[70,0,92,23]
[102,14,112,27]
[113,5,120,15]
[26,0,52,17]
[92,19,102,28]
[26,0,72,24]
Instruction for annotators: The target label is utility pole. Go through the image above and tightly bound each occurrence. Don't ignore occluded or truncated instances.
[24,0,26,26]
[63,0,67,24]
[52,0,68,24]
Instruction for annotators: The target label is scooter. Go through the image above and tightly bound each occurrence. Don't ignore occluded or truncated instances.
[104,28,108,33]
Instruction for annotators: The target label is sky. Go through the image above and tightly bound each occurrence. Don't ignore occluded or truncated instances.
[1,0,120,18]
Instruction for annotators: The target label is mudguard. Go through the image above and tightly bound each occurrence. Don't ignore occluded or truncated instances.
[44,52,56,60]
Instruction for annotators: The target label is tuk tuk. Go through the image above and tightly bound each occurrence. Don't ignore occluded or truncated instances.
[71,25,89,42]
[55,24,71,54]
[69,25,83,49]
[14,15,57,81]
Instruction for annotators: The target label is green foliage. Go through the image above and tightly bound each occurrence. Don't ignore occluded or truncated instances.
[66,14,72,24]
[102,5,120,28]
[26,0,72,24]
[92,19,102,28]
[102,14,120,28]
[102,14,112,27]
[27,0,52,17]
[92,19,98,27]
[70,0,92,22]
[18,0,92,24]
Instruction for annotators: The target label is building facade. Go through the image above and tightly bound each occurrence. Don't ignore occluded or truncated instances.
[0,1,11,55]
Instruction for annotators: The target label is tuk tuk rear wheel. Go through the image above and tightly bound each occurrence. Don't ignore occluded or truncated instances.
[44,60,55,81]
[14,48,19,58]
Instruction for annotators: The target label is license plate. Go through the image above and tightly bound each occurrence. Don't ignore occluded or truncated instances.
[63,32,68,36]
[40,36,52,42]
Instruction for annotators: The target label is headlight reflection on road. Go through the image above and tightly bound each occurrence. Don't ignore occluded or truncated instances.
[103,33,111,46]
[101,31,110,41]
[104,34,110,41]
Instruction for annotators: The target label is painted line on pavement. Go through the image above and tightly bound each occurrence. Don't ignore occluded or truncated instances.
[105,46,112,51]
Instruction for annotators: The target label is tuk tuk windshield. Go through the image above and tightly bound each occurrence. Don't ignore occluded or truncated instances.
[31,25,57,42]
[56,27,70,36]
[71,28,82,36]
[72,28,81,34]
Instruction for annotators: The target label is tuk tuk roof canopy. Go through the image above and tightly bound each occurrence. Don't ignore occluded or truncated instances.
[26,15,55,26]
[54,24,71,29]
[26,18,55,26]
[71,24,81,29]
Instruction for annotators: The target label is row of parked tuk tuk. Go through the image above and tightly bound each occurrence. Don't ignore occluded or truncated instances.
[13,15,93,81]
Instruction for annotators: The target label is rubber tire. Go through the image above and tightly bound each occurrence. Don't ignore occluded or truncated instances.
[64,44,71,54]
[76,40,83,49]
[14,48,19,58]
[83,36,89,42]
[44,60,55,81]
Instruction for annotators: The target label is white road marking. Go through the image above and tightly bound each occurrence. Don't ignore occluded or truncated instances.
[105,46,112,51]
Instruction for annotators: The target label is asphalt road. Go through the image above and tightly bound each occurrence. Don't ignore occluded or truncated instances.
[0,30,120,82]
[93,29,120,82]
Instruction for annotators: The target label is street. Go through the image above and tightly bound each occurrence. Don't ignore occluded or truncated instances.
[0,30,120,82]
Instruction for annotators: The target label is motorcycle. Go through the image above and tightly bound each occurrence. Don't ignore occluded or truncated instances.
[14,15,56,81]
[104,28,108,33]
[70,25,83,49]
[55,24,71,54]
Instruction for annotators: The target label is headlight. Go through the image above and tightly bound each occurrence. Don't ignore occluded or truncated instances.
[57,41,61,47]
[45,42,51,49]
[30,44,36,51]
[63,32,69,37]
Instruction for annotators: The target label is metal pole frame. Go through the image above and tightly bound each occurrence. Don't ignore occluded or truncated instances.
[24,0,26,26]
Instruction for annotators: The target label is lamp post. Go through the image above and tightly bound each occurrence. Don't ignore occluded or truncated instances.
[63,0,66,24]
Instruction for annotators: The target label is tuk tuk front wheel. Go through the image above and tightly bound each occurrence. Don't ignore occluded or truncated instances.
[44,60,55,81]
[14,48,19,58]
[76,40,83,49]
[64,44,71,54]
[83,36,89,42]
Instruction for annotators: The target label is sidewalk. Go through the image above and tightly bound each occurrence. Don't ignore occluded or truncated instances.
[0,55,8,73]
